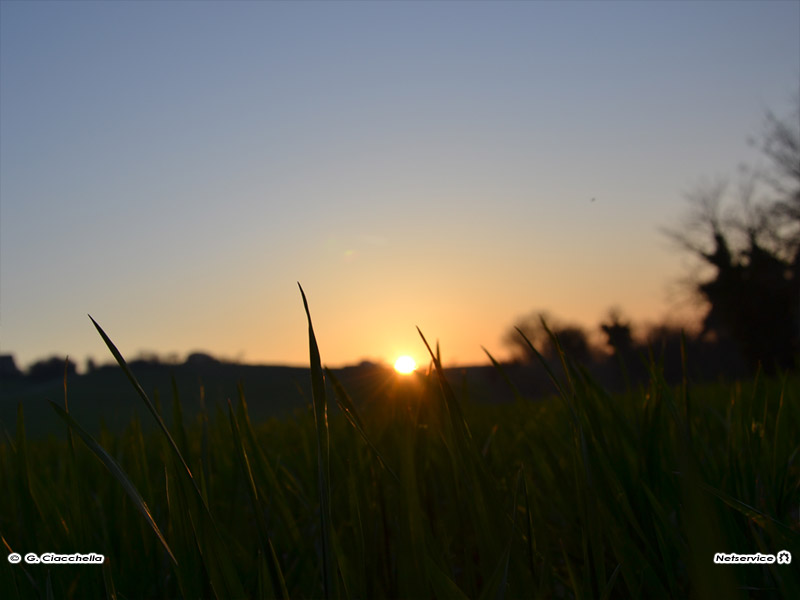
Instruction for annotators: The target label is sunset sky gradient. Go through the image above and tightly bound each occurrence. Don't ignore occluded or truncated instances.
[1,1,798,370]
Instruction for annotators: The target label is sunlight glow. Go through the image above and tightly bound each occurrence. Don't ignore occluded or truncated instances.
[393,355,417,375]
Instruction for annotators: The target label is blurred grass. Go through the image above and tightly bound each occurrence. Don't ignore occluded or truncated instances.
[0,293,798,598]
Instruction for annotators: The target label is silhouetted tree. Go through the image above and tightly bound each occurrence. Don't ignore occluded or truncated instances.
[27,356,77,381]
[0,355,23,380]
[185,352,220,367]
[505,311,594,365]
[599,308,641,386]
[665,101,800,372]
[600,308,634,356]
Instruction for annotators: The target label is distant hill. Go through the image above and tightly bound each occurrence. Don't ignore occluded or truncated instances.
[1,360,542,439]
[1,362,313,438]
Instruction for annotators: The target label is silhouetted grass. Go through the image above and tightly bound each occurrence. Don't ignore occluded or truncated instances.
[0,290,798,598]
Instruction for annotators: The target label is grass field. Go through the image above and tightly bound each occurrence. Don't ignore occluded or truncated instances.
[1,289,799,598]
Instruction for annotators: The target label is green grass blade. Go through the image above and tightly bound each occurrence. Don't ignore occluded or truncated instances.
[326,368,400,482]
[298,283,334,599]
[478,468,522,600]
[171,450,247,600]
[170,375,189,459]
[198,383,211,503]
[418,326,506,582]
[88,316,197,490]
[0,532,22,599]
[235,385,304,547]
[519,465,537,577]
[163,463,203,600]
[228,400,288,599]
[102,559,118,600]
[538,317,577,397]
[89,313,244,595]
[425,552,471,600]
[560,540,583,600]
[13,404,35,538]
[63,357,77,457]
[48,401,177,565]
[698,480,798,540]
[482,346,525,402]
[416,326,472,451]
[45,570,54,600]
[14,404,29,495]
[514,326,570,403]
[598,564,621,600]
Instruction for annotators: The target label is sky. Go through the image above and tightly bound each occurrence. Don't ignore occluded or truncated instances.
[1,1,798,371]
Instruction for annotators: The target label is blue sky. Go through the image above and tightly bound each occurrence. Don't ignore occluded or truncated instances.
[1,1,798,370]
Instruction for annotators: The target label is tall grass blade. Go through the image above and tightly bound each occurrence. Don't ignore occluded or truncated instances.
[482,346,525,402]
[90,315,247,595]
[679,331,692,445]
[418,326,505,585]
[102,560,118,600]
[88,316,196,490]
[298,283,335,599]
[228,400,288,599]
[172,449,247,600]
[416,326,472,450]
[326,368,400,482]
[48,401,177,565]
[62,363,93,580]
[235,385,304,547]
[560,540,583,600]
[198,383,211,503]
[478,468,522,600]
[538,317,577,397]
[598,564,621,600]
[519,465,537,577]
[170,375,189,458]
[514,327,567,400]
[45,570,54,600]
[89,313,246,590]
[698,480,797,540]
[425,552,471,600]
[14,405,47,555]
[1,532,24,600]
[63,357,76,456]
[163,463,203,600]
[14,404,30,499]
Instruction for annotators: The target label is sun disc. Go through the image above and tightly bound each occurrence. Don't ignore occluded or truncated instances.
[394,355,417,375]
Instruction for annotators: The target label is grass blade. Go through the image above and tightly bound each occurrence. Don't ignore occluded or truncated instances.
[482,346,525,402]
[298,283,335,599]
[425,552,471,600]
[48,401,177,565]
[235,385,304,547]
[102,559,118,600]
[326,368,400,482]
[88,315,196,490]
[87,318,245,597]
[416,326,472,452]
[228,400,289,599]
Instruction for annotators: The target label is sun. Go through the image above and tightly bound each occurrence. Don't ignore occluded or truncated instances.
[393,355,417,375]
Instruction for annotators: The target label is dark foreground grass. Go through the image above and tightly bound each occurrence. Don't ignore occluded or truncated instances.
[1,292,798,598]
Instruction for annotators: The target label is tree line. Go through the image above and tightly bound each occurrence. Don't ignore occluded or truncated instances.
[0,351,224,382]
[508,98,799,381]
